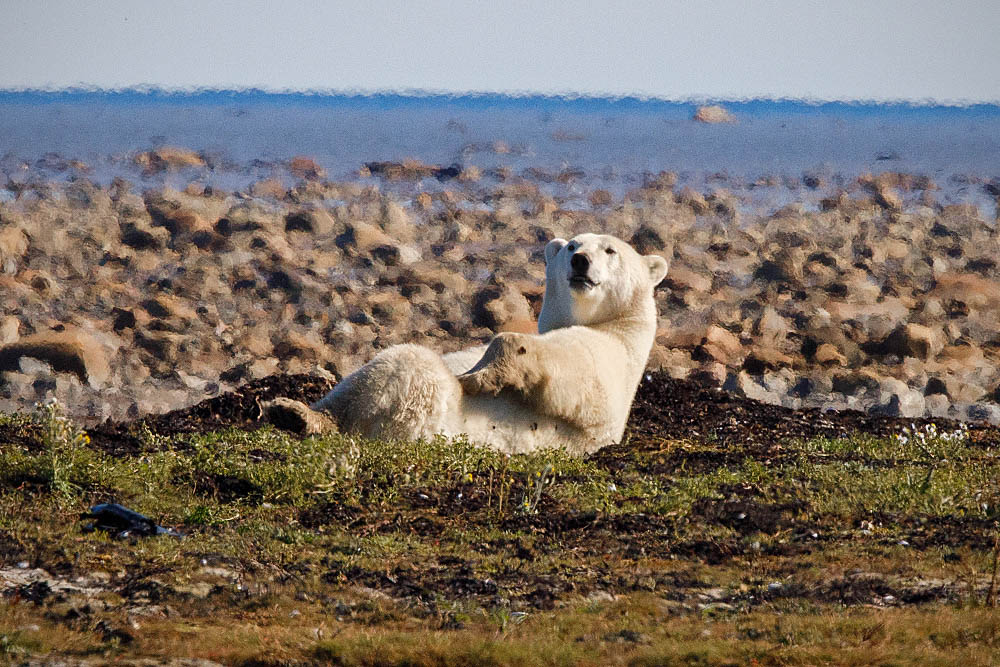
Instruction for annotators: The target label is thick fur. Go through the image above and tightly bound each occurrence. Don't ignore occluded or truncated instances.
[312,233,668,455]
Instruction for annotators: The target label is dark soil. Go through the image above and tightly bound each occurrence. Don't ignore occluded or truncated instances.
[71,370,999,457]
[596,371,1000,472]
[83,374,334,455]
[626,371,994,447]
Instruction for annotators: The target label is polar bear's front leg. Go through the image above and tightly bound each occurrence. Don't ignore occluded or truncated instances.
[457,333,541,396]
[459,332,607,429]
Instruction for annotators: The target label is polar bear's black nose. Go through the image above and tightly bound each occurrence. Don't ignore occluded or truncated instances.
[571,252,590,274]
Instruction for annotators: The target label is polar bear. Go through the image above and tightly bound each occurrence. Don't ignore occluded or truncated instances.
[276,233,668,455]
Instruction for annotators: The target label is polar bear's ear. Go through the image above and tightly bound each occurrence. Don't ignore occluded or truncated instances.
[544,238,567,264]
[644,255,669,285]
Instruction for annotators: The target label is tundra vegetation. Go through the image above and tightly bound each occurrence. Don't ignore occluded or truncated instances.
[1,374,998,666]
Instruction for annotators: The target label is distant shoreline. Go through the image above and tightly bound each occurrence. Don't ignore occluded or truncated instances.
[2,87,1000,115]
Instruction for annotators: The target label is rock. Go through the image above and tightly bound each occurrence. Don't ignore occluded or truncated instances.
[814,343,847,367]
[459,165,482,182]
[141,294,198,323]
[924,377,949,397]
[967,402,1000,424]
[880,323,943,361]
[630,224,669,255]
[250,178,287,199]
[688,362,727,387]
[364,159,441,181]
[0,226,28,273]
[707,189,740,223]
[586,590,617,604]
[144,192,213,238]
[133,146,205,174]
[754,259,793,283]
[693,105,735,124]
[873,185,903,211]
[694,326,743,365]
[135,330,187,364]
[20,270,60,297]
[664,266,711,293]
[924,394,951,418]
[589,189,613,207]
[789,376,815,398]
[677,187,709,214]
[288,156,326,180]
[415,192,433,211]
[723,371,783,404]
[381,201,415,242]
[284,208,337,235]
[249,357,281,379]
[755,307,788,343]
[742,347,793,373]
[649,346,697,378]
[0,316,19,344]
[0,329,109,387]
[336,219,395,253]
[472,286,533,331]
[272,329,327,362]
[832,371,881,397]
[120,222,169,250]
[876,378,925,418]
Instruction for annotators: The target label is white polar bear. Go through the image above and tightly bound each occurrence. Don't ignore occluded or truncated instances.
[306,233,668,455]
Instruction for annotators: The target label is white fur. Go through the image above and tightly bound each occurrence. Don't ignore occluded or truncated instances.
[312,233,669,455]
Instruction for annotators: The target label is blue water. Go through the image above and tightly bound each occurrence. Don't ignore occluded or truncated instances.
[1,89,998,212]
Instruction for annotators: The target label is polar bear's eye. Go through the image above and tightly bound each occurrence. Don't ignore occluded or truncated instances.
[605,247,616,255]
[567,243,576,252]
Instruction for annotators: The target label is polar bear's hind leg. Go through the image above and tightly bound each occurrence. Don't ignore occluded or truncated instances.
[311,344,460,441]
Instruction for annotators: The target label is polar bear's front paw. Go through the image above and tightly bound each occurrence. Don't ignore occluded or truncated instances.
[458,332,535,397]
[458,367,503,396]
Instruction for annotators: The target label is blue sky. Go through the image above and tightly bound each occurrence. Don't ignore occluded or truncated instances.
[3,0,998,102]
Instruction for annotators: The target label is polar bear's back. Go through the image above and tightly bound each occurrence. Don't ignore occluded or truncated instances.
[312,343,461,441]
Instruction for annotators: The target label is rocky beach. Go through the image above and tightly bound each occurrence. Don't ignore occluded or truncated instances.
[1,131,1000,425]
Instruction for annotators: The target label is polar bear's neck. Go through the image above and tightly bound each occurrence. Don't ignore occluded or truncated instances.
[539,286,658,365]
[537,285,572,334]
[588,301,659,366]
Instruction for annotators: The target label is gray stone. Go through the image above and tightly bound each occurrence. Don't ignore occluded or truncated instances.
[967,402,1000,424]
[924,394,951,418]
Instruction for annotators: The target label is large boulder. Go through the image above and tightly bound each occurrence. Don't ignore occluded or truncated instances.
[0,328,109,386]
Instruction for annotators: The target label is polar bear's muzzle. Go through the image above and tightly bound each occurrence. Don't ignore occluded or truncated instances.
[569,252,599,290]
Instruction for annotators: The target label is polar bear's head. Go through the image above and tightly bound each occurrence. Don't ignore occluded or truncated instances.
[537,233,669,333]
